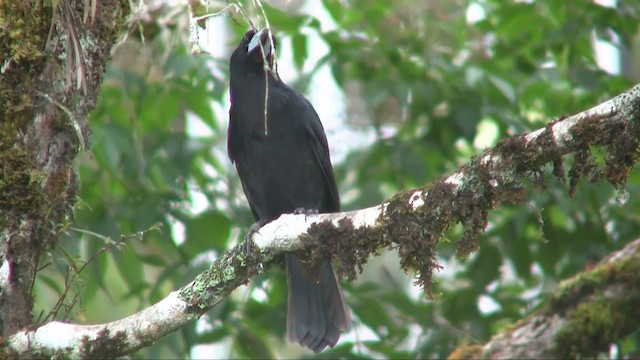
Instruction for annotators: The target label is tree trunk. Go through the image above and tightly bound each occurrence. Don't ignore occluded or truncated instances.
[0,0,128,337]
[2,1,640,357]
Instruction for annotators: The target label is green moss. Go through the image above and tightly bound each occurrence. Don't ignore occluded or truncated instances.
[549,256,640,313]
[189,0,208,18]
[222,263,235,280]
[0,0,51,138]
[235,250,247,267]
[555,297,639,358]
[0,1,48,63]
[0,147,46,214]
[551,256,640,358]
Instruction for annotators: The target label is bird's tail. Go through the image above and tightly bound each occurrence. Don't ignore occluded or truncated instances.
[286,253,351,353]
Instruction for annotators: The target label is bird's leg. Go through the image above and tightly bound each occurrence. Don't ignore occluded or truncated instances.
[242,219,268,256]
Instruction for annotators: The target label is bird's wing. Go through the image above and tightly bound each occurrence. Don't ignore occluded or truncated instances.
[227,103,236,162]
[302,99,341,212]
[228,100,263,221]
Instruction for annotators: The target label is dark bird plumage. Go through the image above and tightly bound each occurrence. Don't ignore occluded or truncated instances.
[228,28,350,352]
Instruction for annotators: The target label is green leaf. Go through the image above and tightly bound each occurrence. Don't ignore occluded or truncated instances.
[233,326,274,359]
[37,273,63,295]
[292,34,308,71]
[111,244,146,295]
[487,74,516,104]
[138,253,168,267]
[185,84,217,129]
[183,211,232,256]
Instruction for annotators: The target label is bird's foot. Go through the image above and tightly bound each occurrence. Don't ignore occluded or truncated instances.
[242,220,268,256]
[294,207,319,220]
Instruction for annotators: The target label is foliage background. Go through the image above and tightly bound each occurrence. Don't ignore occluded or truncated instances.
[32,0,640,358]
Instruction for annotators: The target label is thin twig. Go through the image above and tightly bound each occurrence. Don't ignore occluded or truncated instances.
[192,3,244,22]
[40,223,162,323]
[251,0,280,136]
[37,92,86,152]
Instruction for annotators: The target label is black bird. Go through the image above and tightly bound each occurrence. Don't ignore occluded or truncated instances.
[228,28,350,352]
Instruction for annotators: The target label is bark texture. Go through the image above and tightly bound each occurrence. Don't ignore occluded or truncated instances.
[0,0,128,338]
[5,82,640,357]
[1,1,640,357]
[449,238,640,359]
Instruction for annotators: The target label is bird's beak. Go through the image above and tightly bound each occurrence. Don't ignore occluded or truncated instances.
[247,28,272,57]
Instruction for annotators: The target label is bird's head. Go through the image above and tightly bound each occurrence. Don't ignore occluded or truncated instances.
[247,28,277,62]
[231,28,278,71]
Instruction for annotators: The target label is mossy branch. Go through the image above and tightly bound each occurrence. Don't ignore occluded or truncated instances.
[6,83,640,357]
[449,237,640,359]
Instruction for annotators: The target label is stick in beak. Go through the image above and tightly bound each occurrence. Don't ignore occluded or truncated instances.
[247,28,272,57]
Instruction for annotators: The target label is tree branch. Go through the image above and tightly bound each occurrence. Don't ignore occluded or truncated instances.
[449,237,640,359]
[6,83,640,357]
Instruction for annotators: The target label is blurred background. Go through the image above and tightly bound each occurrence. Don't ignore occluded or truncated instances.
[32,0,640,358]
